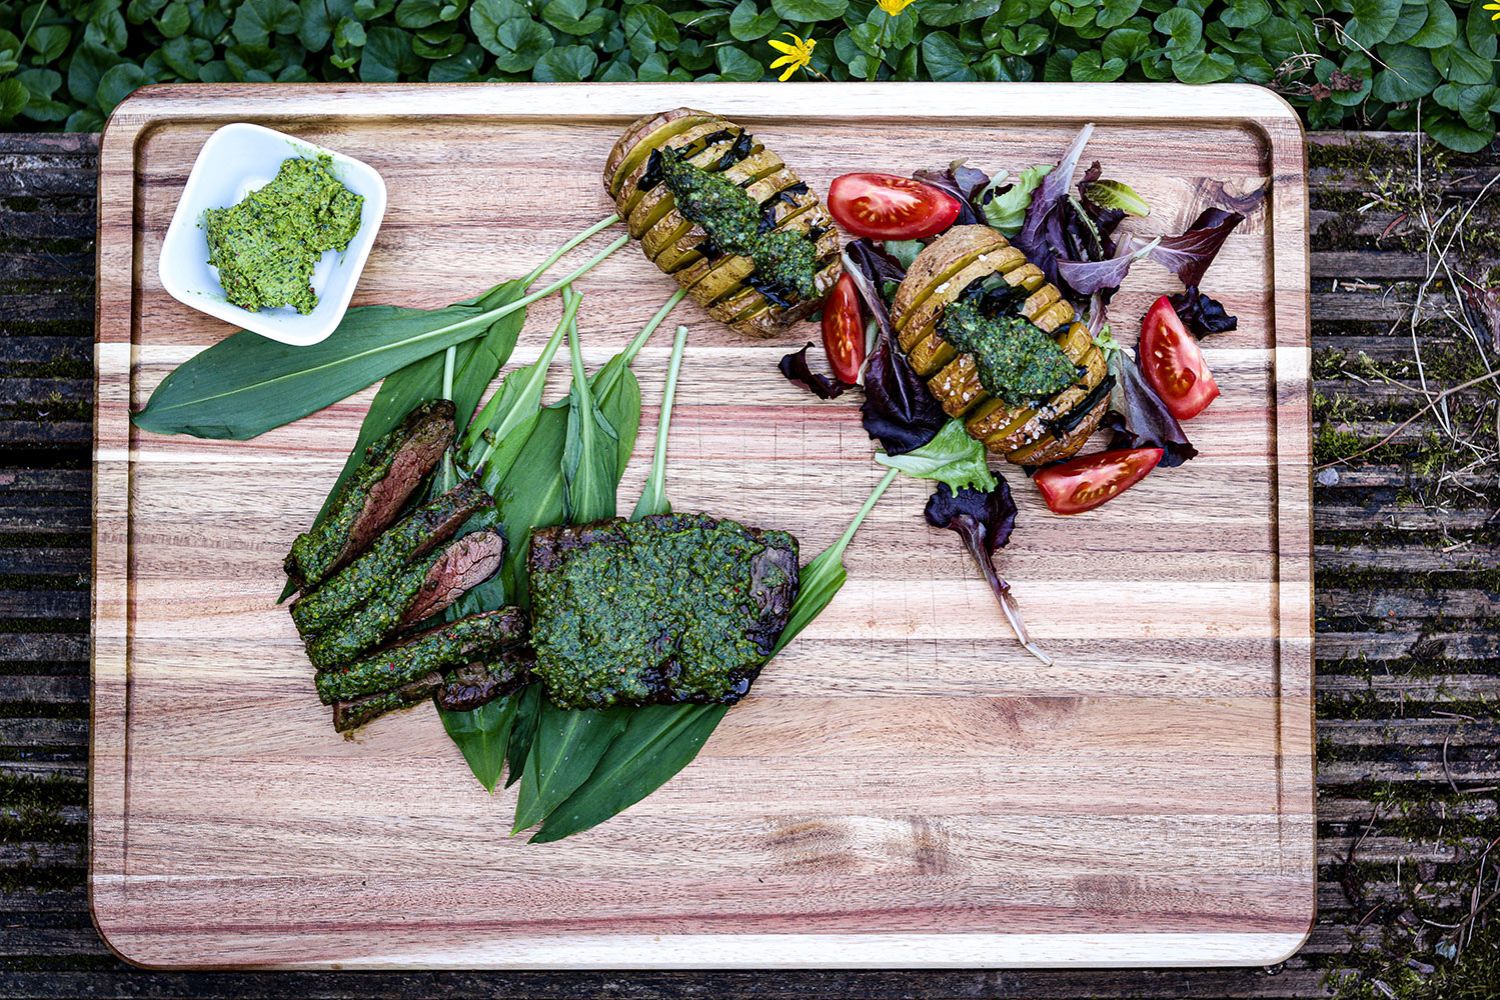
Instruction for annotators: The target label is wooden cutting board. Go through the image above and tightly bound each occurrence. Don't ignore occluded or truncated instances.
[92,82,1313,969]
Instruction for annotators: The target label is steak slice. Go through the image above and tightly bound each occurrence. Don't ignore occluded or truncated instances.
[290,478,493,637]
[315,607,528,705]
[433,651,534,712]
[285,399,455,592]
[528,513,799,710]
[331,672,444,733]
[303,528,506,671]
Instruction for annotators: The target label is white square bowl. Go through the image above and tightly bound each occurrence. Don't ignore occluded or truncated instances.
[157,122,387,347]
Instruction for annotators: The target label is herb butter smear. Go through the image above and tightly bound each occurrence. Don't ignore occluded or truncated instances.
[203,154,363,315]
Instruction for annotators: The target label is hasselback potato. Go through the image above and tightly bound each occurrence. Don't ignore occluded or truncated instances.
[605,108,842,338]
[891,226,1112,465]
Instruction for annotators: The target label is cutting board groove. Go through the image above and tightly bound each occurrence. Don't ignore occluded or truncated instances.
[92,82,1313,970]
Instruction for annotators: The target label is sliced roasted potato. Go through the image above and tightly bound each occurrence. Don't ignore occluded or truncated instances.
[606,108,842,338]
[1007,395,1109,465]
[892,227,1101,464]
[604,109,714,199]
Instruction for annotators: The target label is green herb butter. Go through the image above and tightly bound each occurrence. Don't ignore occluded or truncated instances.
[203,154,363,314]
[940,297,1078,405]
[658,149,819,301]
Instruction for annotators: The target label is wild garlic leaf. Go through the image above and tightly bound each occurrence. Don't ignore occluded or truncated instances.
[631,324,689,521]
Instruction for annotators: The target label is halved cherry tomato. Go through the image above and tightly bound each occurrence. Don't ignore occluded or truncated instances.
[821,272,865,384]
[827,173,962,241]
[1033,447,1164,515]
[1140,295,1220,421]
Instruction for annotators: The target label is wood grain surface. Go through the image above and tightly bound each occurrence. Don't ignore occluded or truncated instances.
[90,83,1314,970]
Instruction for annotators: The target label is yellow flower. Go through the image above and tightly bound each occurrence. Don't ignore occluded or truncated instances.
[768,31,816,81]
[876,0,917,14]
[1485,0,1500,19]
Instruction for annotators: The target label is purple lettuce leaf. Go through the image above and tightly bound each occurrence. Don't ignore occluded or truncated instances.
[1119,208,1245,288]
[1105,351,1198,468]
[1054,238,1160,296]
[1012,124,1095,290]
[843,240,945,455]
[923,480,1050,665]
[1169,285,1238,338]
[779,343,856,400]
[912,160,991,226]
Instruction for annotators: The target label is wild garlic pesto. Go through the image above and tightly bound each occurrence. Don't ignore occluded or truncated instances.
[203,154,363,314]
[940,297,1078,405]
[657,147,819,301]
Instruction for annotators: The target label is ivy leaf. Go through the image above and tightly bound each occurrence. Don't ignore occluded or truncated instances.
[1345,0,1403,49]
[1219,0,1268,30]
[542,0,605,36]
[729,0,779,42]
[771,0,848,23]
[1171,49,1235,84]
[1097,0,1143,30]
[1154,9,1202,53]
[94,62,146,114]
[360,26,420,81]
[1423,109,1496,154]
[715,44,763,81]
[922,31,975,80]
[623,4,679,61]
[1372,43,1439,102]
[28,24,72,62]
[1431,36,1493,87]
[1406,1,1457,50]
[67,42,121,105]
[533,44,597,80]
[1071,51,1126,82]
[85,9,129,52]
[0,78,27,121]
[232,0,300,46]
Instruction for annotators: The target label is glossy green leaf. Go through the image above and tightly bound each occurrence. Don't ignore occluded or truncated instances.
[512,702,631,832]
[439,691,520,792]
[728,0,779,41]
[504,683,543,787]
[773,467,898,657]
[561,292,620,524]
[531,703,729,843]
[1345,0,1402,48]
[772,0,848,22]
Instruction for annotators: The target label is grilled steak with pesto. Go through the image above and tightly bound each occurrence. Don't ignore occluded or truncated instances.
[331,672,444,733]
[527,514,799,710]
[315,607,528,705]
[434,652,533,712]
[290,478,493,637]
[285,399,455,591]
[892,225,1111,465]
[304,528,506,670]
[605,108,842,338]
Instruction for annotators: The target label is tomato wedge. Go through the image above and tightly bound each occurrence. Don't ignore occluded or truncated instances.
[820,272,866,384]
[827,173,961,241]
[1033,448,1164,515]
[1140,295,1220,420]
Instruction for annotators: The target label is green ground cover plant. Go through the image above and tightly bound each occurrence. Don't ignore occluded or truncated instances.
[0,1,1497,149]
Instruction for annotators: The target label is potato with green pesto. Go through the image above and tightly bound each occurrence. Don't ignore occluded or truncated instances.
[891,225,1111,466]
[604,108,842,338]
